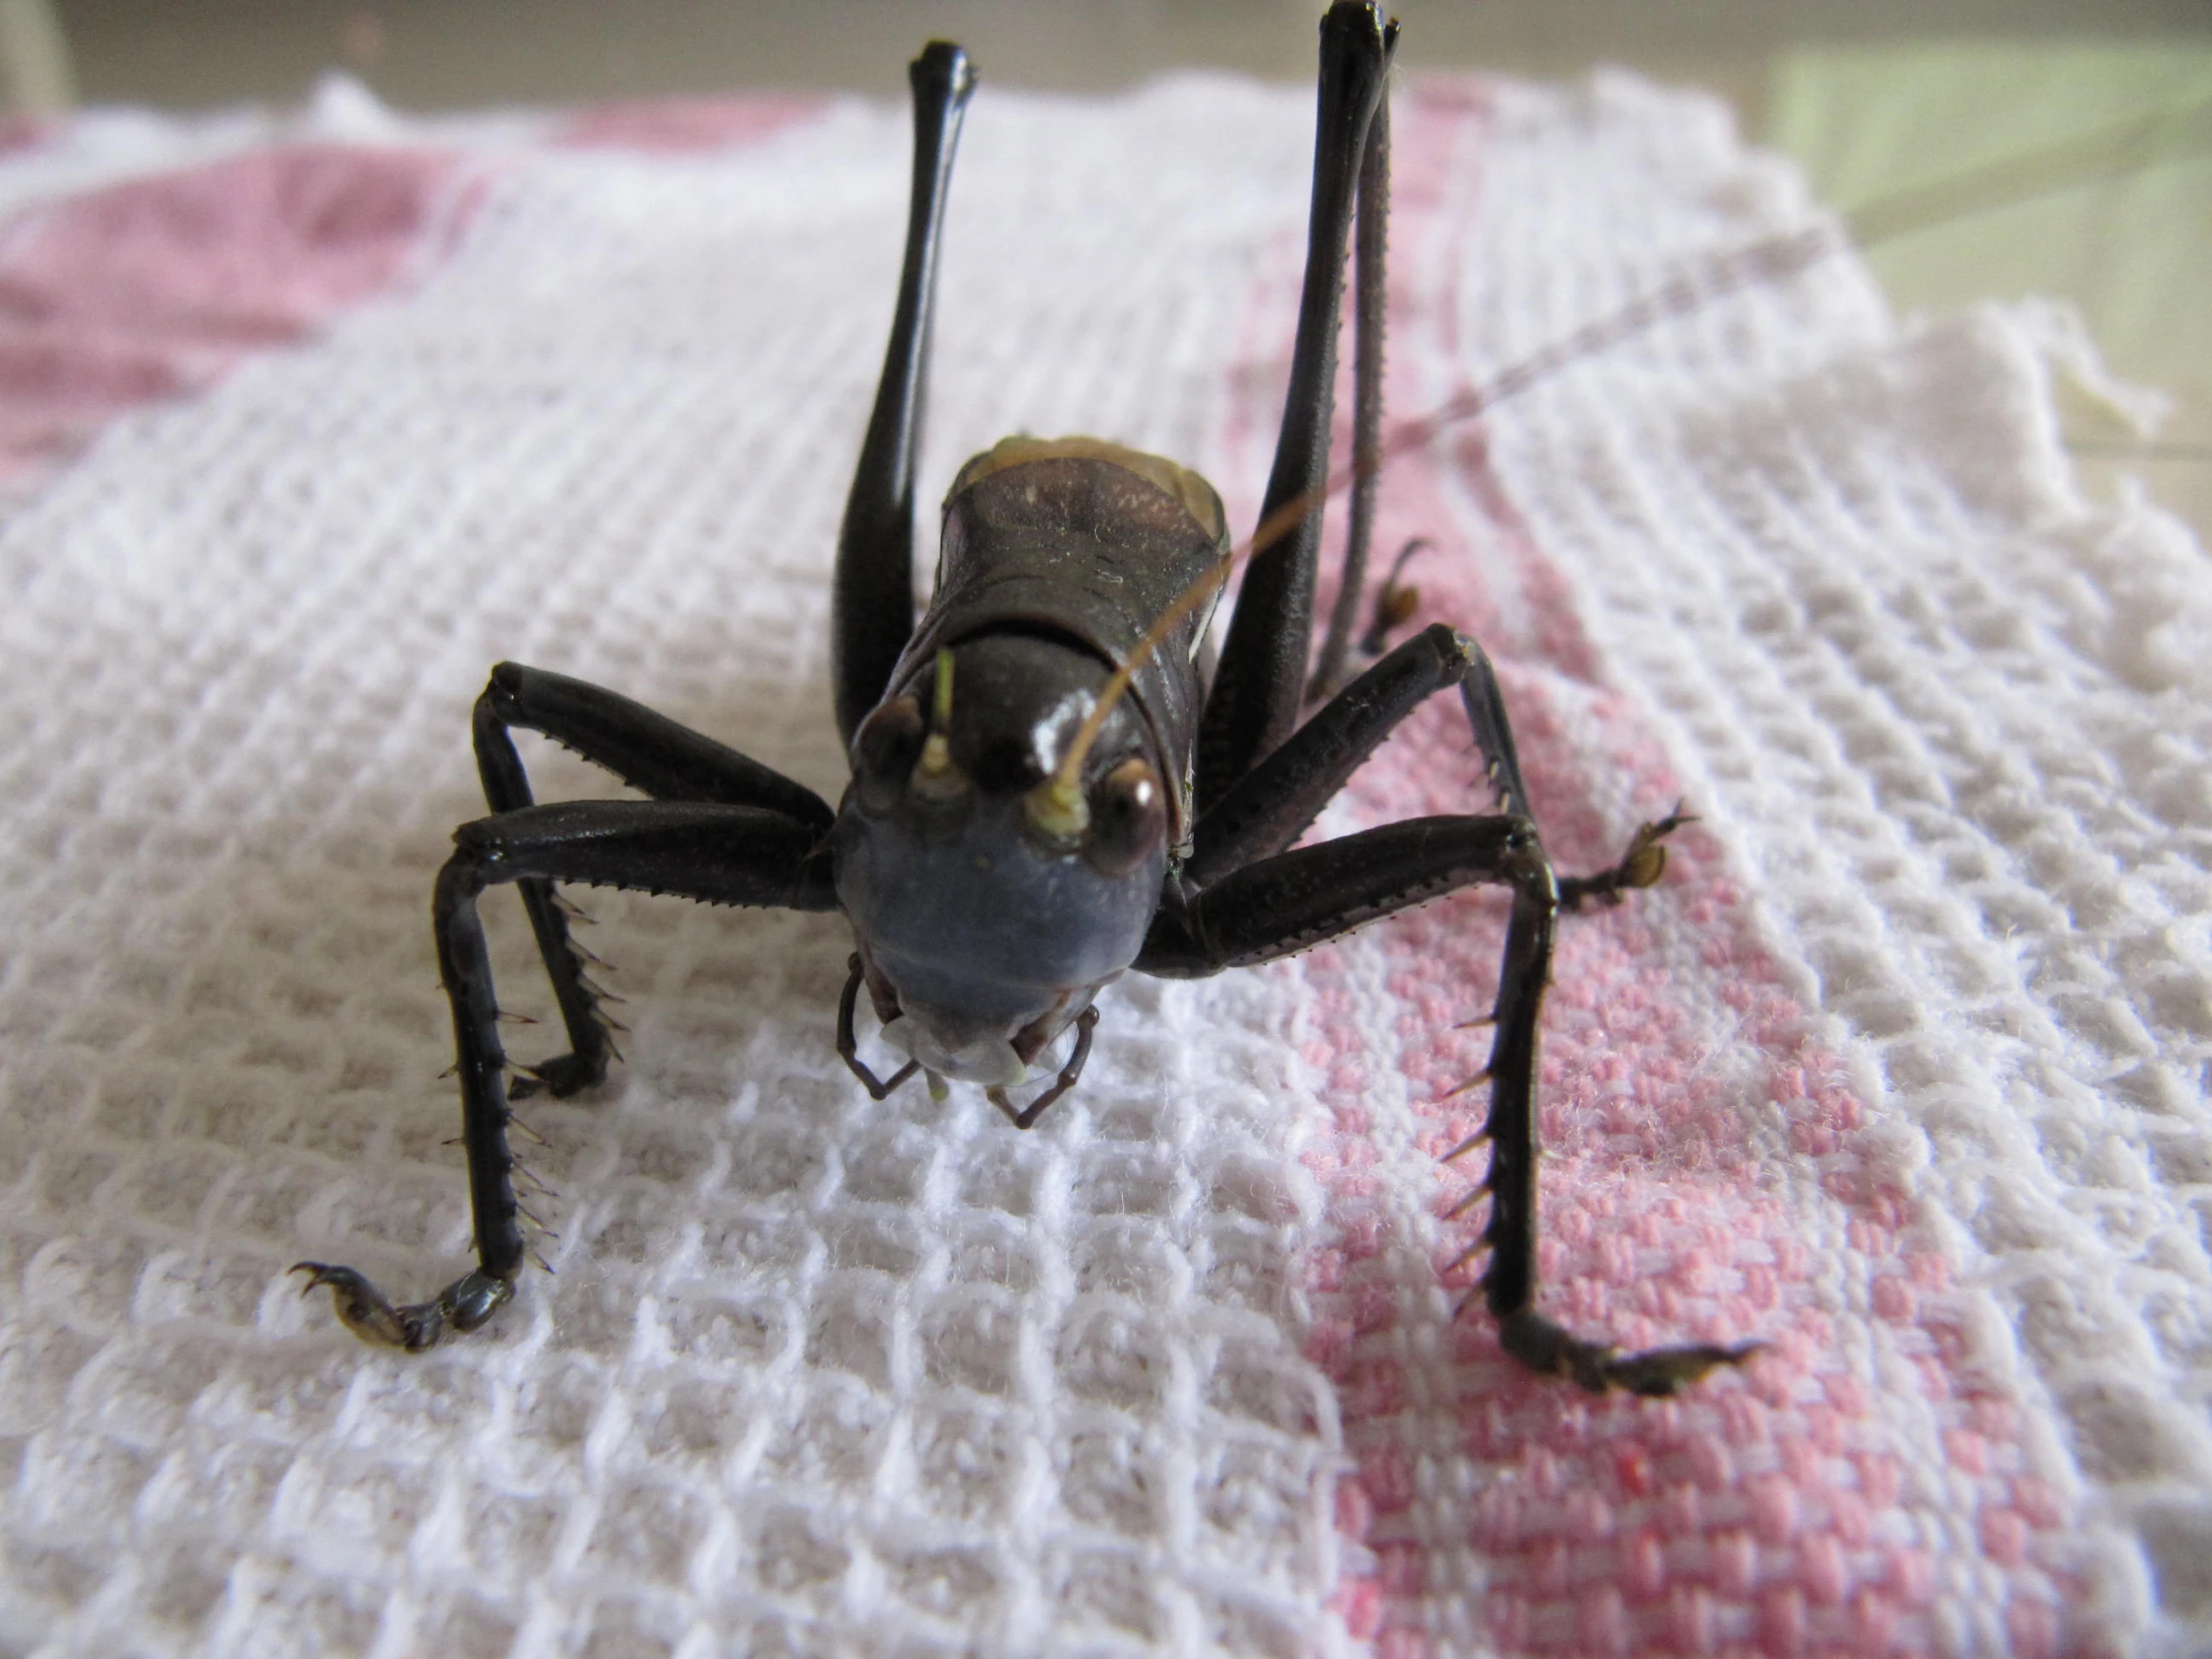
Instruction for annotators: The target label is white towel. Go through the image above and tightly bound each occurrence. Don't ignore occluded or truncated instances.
[0,63,2203,1659]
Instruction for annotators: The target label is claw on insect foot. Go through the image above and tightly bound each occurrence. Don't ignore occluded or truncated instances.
[290,1262,514,1352]
[1558,807,1698,911]
[1497,1308,1761,1396]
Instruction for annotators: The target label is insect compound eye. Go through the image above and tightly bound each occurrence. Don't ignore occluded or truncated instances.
[851,696,924,816]
[1084,757,1165,877]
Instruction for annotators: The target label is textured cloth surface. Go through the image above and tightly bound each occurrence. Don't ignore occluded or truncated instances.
[0,65,2206,1659]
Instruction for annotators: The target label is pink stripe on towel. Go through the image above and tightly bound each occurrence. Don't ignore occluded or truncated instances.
[0,144,475,480]
[1274,84,2097,1658]
[555,96,824,153]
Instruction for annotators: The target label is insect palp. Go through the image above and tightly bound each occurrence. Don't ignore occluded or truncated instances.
[985,1005,1099,1129]
[835,953,920,1101]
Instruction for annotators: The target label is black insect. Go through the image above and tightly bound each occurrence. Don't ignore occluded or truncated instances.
[296,2,1758,1396]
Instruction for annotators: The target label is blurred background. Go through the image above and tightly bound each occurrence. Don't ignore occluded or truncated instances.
[2,0,2208,531]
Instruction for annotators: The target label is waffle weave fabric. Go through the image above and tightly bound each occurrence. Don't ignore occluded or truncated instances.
[0,63,2206,1659]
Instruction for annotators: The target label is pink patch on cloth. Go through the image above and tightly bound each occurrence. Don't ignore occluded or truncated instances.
[555,95,823,154]
[1243,83,2103,1657]
[0,144,476,480]
[0,114,48,157]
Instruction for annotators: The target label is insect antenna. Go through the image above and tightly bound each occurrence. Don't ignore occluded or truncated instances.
[1050,90,2212,803]
[1840,97,2212,249]
[911,648,969,804]
[1044,228,1831,799]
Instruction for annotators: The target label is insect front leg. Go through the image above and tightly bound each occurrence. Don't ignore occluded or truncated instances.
[471,662,834,1099]
[295,799,837,1350]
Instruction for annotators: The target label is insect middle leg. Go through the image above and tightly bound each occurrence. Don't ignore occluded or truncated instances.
[471,662,835,1098]
[295,799,838,1350]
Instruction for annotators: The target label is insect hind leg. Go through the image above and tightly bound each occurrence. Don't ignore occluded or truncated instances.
[1308,83,1393,703]
[1198,1,1395,813]
[833,42,976,747]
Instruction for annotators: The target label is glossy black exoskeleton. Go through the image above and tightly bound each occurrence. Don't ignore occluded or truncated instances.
[297,4,1757,1396]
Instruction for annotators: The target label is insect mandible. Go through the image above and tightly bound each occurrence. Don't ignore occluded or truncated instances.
[294,1,1761,1397]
